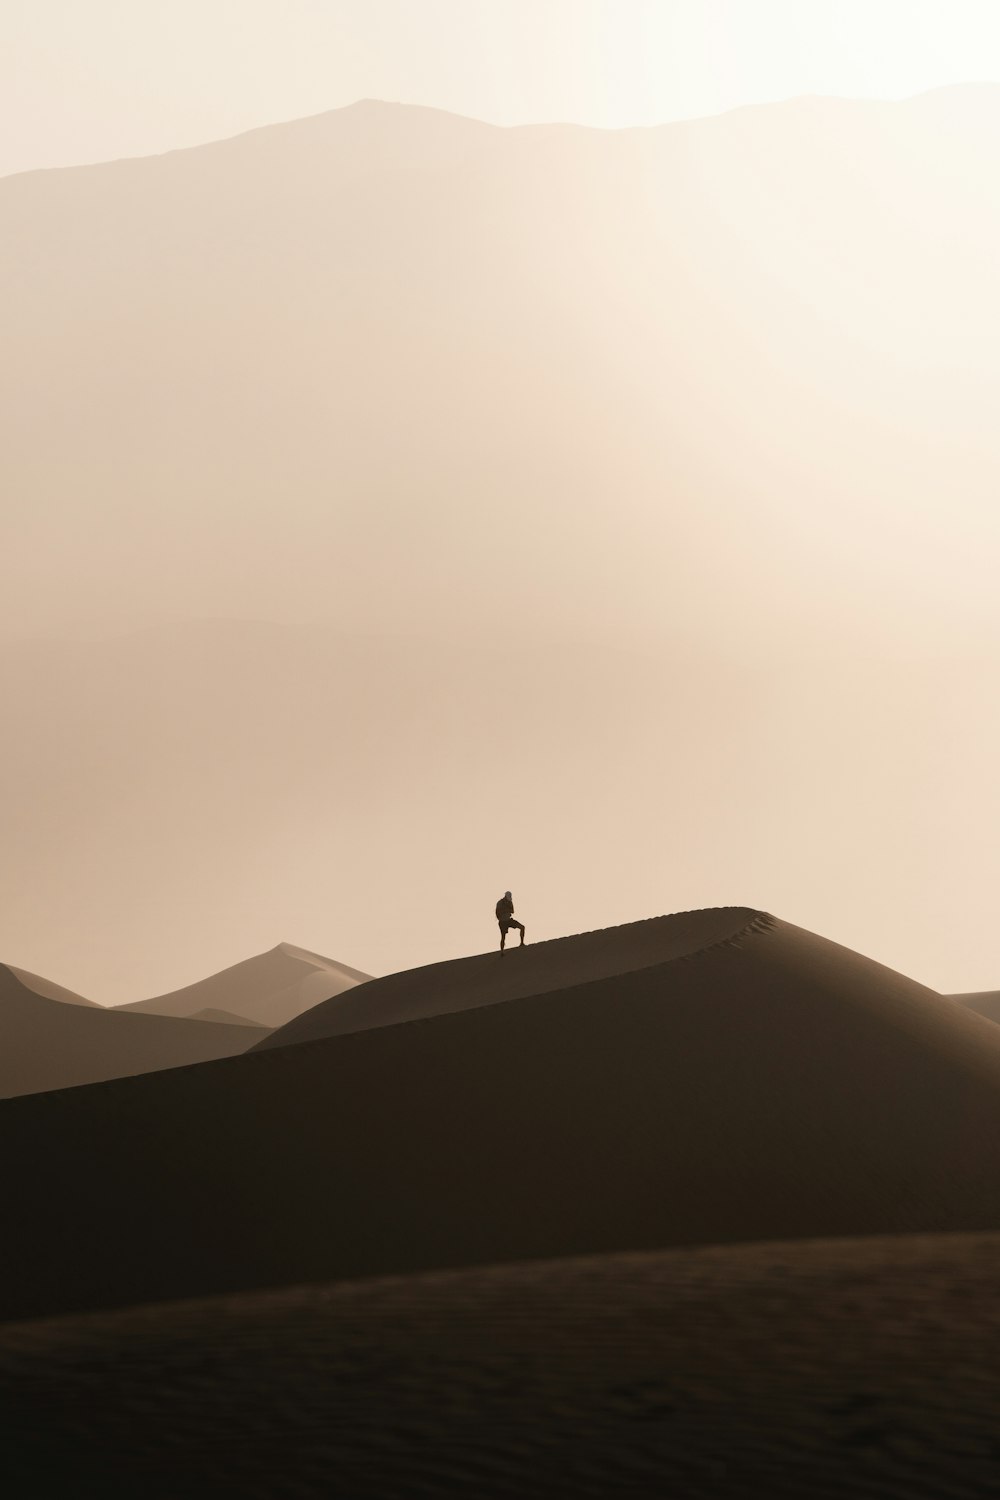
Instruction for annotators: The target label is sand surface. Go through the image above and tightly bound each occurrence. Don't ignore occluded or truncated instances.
[0,964,268,1099]
[117,941,370,1028]
[7,963,99,1007]
[4,911,1000,1321]
[3,1233,1000,1498]
[186,1006,268,1027]
[952,990,1000,1024]
[256,906,760,1049]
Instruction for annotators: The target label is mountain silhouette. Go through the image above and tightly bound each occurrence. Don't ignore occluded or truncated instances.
[6,90,1000,654]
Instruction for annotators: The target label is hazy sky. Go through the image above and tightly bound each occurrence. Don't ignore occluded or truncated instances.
[7,2,1000,998]
[6,0,1000,177]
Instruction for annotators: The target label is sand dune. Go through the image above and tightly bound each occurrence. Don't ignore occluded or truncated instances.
[116,941,370,1028]
[3,909,1000,1322]
[7,963,99,1008]
[0,964,267,1100]
[3,1232,998,1498]
[254,905,765,1049]
[951,990,1000,1024]
[186,1007,268,1027]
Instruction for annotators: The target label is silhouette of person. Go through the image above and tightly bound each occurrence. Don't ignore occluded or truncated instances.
[496,890,525,951]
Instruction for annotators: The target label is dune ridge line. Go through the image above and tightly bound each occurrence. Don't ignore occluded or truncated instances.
[255,905,773,1051]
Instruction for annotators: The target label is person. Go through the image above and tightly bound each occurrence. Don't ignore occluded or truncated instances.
[496,890,525,951]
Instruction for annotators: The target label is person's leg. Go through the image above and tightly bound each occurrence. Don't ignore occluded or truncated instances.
[515,919,525,946]
[499,922,507,951]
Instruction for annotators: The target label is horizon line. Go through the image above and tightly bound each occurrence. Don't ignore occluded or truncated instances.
[5,78,1000,184]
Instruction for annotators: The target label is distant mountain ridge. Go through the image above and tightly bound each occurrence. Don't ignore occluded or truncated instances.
[7,87,1000,652]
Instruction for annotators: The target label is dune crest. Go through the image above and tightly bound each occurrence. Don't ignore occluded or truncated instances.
[117,942,370,1029]
[7,964,99,1008]
[256,906,769,1049]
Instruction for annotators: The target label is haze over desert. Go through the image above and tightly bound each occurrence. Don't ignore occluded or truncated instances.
[6,2,1000,1495]
[8,86,1000,998]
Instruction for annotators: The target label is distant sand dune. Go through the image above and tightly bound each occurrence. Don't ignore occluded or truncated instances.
[7,964,99,1008]
[0,964,267,1100]
[186,1007,268,1027]
[3,1233,1000,1498]
[951,990,1000,1024]
[116,941,370,1029]
[4,910,1000,1322]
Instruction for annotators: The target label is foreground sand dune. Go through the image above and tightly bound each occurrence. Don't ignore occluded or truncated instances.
[3,1233,999,1498]
[4,909,1000,1322]
[952,990,1000,1024]
[0,964,268,1100]
[116,941,371,1028]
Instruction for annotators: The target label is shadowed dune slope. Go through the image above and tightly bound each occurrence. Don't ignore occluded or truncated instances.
[186,1007,268,1028]
[117,942,370,1029]
[3,1233,1000,1499]
[256,906,761,1049]
[4,910,1000,1321]
[0,966,267,1100]
[952,990,1000,1024]
[7,964,99,1008]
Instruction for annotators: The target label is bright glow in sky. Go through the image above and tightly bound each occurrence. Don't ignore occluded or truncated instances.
[5,0,1000,177]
